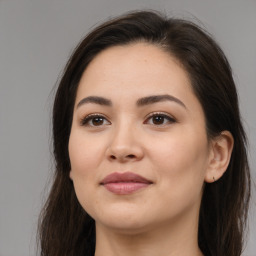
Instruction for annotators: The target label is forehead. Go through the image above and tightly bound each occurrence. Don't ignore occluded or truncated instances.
[76,43,197,108]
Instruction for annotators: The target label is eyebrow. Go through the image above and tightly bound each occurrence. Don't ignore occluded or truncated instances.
[77,96,112,108]
[136,94,186,108]
[76,94,186,109]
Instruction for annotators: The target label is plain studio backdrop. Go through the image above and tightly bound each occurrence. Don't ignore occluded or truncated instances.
[0,0,255,255]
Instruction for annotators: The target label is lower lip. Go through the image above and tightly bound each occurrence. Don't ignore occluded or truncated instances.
[103,182,150,195]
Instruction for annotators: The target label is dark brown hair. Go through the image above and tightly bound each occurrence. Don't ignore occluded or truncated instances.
[38,10,251,256]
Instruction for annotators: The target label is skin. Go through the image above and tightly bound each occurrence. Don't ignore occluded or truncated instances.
[69,43,233,256]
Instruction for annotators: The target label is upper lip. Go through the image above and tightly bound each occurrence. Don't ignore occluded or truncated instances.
[100,172,152,184]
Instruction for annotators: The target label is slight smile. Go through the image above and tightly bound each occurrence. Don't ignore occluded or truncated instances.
[100,172,153,195]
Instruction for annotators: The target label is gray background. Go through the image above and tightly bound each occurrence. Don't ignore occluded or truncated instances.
[0,0,255,255]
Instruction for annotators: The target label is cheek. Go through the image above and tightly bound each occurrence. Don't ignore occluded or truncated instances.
[68,132,104,215]
[68,132,104,175]
[150,136,208,217]
[150,129,209,189]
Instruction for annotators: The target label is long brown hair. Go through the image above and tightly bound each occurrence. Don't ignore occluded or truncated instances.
[38,10,251,256]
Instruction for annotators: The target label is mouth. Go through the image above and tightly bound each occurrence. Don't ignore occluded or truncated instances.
[100,172,153,195]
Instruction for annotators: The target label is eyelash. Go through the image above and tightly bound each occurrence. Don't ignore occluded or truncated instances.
[80,112,176,127]
[144,112,176,125]
[80,114,111,127]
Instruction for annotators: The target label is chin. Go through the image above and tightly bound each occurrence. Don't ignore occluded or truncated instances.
[93,206,152,233]
[96,218,151,235]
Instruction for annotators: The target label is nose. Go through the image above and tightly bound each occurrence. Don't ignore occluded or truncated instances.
[106,125,144,163]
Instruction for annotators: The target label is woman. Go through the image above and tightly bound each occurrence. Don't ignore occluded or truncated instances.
[38,11,251,256]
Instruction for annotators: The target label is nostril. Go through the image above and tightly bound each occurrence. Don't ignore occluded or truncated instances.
[127,154,135,158]
[109,154,135,160]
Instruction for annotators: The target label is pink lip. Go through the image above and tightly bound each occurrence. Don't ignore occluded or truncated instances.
[100,172,152,195]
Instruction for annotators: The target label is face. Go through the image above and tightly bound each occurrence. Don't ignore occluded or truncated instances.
[69,43,212,234]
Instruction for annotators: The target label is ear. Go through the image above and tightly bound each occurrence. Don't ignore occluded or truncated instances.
[205,131,234,183]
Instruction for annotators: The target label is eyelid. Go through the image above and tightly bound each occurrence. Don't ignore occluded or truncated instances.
[79,111,176,127]
[144,112,176,125]
[80,113,111,126]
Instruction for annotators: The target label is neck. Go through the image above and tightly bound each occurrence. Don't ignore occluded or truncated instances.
[94,212,203,256]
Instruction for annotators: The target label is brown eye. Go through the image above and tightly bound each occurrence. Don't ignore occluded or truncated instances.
[145,113,176,126]
[81,115,111,127]
[91,117,104,126]
[152,115,165,125]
